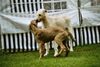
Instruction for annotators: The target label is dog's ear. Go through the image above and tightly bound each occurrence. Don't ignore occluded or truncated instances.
[43,9,47,13]
[44,9,47,13]
[36,19,40,22]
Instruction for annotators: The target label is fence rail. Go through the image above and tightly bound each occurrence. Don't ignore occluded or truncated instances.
[1,25,100,52]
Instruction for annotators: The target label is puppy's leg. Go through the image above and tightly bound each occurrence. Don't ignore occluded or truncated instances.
[52,41,58,57]
[67,26,74,52]
[58,43,66,55]
[39,43,45,59]
[44,43,50,56]
[54,33,66,57]
[63,41,70,56]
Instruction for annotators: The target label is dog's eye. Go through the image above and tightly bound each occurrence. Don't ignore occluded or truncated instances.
[38,14,41,16]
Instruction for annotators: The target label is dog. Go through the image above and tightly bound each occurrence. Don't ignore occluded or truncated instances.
[29,20,74,59]
[36,9,75,56]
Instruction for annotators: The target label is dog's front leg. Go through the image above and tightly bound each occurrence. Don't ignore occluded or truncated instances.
[39,43,45,59]
[44,43,50,56]
[52,41,59,57]
[69,41,73,51]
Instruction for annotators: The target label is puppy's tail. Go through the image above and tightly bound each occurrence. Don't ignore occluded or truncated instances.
[65,27,76,42]
[68,32,76,42]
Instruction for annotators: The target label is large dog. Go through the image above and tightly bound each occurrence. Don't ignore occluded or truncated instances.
[29,20,74,59]
[36,9,75,56]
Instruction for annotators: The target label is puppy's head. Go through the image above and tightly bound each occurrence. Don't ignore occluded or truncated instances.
[29,19,38,30]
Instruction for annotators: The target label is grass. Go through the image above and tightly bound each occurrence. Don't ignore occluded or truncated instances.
[0,44,100,67]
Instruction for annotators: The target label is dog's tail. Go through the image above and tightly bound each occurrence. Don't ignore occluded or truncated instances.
[68,32,76,42]
[65,27,76,42]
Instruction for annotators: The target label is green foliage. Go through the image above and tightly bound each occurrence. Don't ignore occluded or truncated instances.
[0,44,100,67]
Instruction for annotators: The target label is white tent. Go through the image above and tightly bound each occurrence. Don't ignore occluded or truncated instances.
[0,0,100,33]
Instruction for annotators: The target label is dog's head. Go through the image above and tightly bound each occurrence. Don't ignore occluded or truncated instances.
[29,19,39,30]
[36,9,47,21]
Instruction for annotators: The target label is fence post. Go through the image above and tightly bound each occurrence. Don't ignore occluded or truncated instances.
[77,0,83,26]
[0,24,2,52]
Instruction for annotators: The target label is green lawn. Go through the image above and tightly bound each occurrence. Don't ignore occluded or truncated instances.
[0,44,100,67]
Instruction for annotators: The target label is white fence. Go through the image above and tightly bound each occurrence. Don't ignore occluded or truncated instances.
[1,25,100,52]
[0,0,100,52]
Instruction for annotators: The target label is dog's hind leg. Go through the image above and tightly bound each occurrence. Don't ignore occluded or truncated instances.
[54,33,66,57]
[63,40,70,56]
[58,42,66,55]
[65,27,75,52]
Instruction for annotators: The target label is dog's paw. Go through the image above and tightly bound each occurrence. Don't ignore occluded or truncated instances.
[69,48,74,52]
[54,53,59,57]
[44,53,48,56]
[54,54,60,57]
